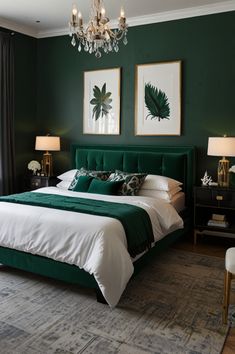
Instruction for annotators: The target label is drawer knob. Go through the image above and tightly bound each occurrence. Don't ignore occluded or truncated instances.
[216,195,223,201]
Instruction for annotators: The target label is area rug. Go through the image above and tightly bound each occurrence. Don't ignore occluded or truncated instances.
[0,249,228,354]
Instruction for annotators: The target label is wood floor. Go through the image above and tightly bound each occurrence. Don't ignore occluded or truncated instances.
[173,234,235,354]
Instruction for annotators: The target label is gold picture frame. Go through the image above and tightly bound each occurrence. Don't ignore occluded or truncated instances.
[135,60,182,136]
[83,67,121,135]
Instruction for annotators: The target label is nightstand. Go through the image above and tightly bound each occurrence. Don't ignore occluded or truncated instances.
[30,175,58,190]
[194,186,235,244]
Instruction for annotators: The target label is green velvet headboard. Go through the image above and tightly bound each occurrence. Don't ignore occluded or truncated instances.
[71,145,195,205]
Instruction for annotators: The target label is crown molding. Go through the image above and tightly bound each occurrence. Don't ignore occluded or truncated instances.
[0,18,37,38]
[38,27,69,39]
[1,1,235,39]
[125,0,235,28]
[37,0,235,39]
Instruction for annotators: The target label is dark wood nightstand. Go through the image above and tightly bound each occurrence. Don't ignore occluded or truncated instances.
[30,175,59,190]
[194,186,235,244]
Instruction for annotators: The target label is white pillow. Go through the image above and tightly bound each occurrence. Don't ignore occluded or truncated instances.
[57,169,78,181]
[141,174,182,191]
[56,180,71,190]
[138,186,182,202]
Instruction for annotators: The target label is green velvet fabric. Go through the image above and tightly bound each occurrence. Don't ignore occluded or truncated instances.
[71,145,195,205]
[0,246,98,288]
[87,179,123,195]
[72,175,93,192]
[0,192,154,257]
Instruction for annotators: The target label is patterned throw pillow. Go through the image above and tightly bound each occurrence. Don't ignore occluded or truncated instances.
[109,170,147,196]
[68,167,111,190]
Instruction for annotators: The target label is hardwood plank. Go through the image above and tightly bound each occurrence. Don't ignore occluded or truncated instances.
[222,328,235,354]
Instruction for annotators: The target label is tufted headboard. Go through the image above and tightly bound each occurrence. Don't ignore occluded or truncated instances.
[71,145,195,205]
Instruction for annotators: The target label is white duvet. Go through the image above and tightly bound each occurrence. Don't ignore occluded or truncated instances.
[0,187,183,307]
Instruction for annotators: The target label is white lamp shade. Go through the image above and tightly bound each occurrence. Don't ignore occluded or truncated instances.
[207,137,235,157]
[35,136,60,151]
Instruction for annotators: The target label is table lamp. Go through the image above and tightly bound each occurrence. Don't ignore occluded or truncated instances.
[35,135,60,176]
[207,136,235,187]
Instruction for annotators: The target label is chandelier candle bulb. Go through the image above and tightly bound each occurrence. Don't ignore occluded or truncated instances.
[72,4,77,14]
[120,7,125,21]
[101,7,105,17]
[72,5,78,24]
[78,11,83,26]
[120,7,125,17]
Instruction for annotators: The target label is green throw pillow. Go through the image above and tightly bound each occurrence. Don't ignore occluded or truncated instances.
[87,179,124,195]
[69,167,111,190]
[72,175,94,192]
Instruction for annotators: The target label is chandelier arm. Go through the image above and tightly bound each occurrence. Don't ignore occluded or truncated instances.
[108,29,126,41]
[76,34,84,42]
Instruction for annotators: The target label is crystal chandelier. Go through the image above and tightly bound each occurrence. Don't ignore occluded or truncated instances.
[69,0,128,58]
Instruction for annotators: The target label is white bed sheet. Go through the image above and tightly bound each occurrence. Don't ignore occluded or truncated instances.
[0,187,183,307]
[170,191,185,213]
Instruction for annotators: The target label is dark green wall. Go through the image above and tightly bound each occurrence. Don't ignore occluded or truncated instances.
[20,11,235,183]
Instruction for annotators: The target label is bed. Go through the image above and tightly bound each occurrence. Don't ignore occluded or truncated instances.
[0,145,195,306]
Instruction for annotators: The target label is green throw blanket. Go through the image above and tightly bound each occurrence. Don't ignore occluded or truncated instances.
[0,192,154,257]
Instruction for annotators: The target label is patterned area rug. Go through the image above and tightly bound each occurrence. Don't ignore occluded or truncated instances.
[0,249,228,354]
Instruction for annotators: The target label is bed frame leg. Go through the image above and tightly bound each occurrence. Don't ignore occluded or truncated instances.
[95,288,108,305]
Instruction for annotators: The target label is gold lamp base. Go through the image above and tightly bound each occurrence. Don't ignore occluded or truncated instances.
[217,157,229,187]
[42,151,53,176]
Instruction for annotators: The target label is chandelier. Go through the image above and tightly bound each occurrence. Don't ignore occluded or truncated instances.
[69,0,128,58]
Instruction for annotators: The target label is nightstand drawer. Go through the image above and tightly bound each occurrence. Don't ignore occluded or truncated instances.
[211,190,234,207]
[30,177,43,189]
[195,187,235,208]
[194,185,235,245]
[29,176,58,190]
[195,188,212,204]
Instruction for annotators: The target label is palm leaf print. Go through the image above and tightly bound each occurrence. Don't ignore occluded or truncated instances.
[90,83,112,120]
[145,83,170,121]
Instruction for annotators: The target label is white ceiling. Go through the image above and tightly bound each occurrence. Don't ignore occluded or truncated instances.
[0,0,234,38]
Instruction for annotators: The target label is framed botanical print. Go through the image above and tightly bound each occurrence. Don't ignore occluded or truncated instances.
[83,67,120,135]
[135,60,182,136]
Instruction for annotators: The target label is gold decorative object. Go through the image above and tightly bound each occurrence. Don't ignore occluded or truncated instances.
[207,136,235,187]
[217,157,229,187]
[35,135,60,176]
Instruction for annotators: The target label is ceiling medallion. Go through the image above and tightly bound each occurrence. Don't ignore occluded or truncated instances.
[69,0,128,58]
